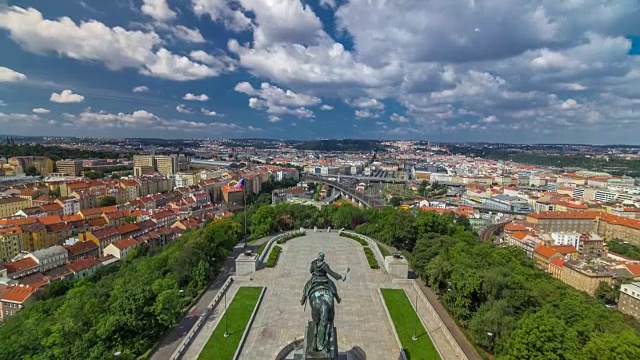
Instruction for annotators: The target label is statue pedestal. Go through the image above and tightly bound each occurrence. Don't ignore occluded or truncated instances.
[235,252,258,276]
[303,321,338,360]
[384,255,409,279]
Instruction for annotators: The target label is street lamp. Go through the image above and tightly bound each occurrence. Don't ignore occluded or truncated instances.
[223,291,230,338]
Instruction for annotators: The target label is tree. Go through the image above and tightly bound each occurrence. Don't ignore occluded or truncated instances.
[24,165,39,176]
[84,170,103,180]
[250,205,275,238]
[99,196,117,207]
[502,309,579,360]
[389,197,402,207]
[125,216,137,224]
[580,330,640,360]
[594,281,618,306]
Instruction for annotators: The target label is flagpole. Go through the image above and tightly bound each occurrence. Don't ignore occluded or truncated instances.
[243,179,247,247]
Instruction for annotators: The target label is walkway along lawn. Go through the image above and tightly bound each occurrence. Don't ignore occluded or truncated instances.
[198,286,264,360]
[381,288,441,360]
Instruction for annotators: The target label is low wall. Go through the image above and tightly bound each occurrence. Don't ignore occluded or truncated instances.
[408,280,468,360]
[170,277,235,360]
[259,230,306,263]
[340,231,387,273]
[232,287,266,360]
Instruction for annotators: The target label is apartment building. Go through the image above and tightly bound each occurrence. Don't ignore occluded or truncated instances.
[0,227,22,262]
[54,197,80,216]
[55,160,83,176]
[619,282,640,319]
[596,214,640,245]
[133,155,155,177]
[561,260,613,295]
[526,212,598,233]
[8,156,54,175]
[0,197,32,218]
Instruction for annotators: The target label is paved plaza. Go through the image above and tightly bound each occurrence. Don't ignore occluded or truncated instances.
[239,232,402,360]
[185,232,466,360]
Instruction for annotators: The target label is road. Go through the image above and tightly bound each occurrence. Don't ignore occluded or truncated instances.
[149,238,271,360]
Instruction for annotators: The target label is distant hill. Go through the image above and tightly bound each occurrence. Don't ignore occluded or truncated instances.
[294,139,382,152]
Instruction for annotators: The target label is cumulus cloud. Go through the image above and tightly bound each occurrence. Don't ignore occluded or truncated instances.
[32,108,50,114]
[50,90,84,103]
[268,115,281,123]
[0,6,221,81]
[132,85,149,93]
[141,0,176,22]
[201,108,218,116]
[320,105,334,110]
[346,97,385,110]
[390,113,409,123]
[183,93,209,101]
[355,109,380,119]
[176,104,193,113]
[235,81,320,118]
[172,25,206,43]
[0,66,27,82]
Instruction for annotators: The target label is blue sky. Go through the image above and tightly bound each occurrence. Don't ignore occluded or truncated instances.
[0,1,639,143]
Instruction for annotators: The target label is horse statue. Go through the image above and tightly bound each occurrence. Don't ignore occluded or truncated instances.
[300,252,349,355]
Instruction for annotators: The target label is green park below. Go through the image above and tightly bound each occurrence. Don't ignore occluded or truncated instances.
[381,289,440,360]
[198,287,263,360]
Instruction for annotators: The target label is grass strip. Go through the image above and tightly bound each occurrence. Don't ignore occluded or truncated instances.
[265,245,282,268]
[276,231,306,244]
[381,289,441,360]
[363,247,380,269]
[339,232,368,246]
[198,287,263,360]
[255,241,268,256]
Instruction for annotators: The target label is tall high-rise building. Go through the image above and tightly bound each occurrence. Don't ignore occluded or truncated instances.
[133,154,188,177]
[133,155,155,177]
[8,156,54,175]
[55,160,83,176]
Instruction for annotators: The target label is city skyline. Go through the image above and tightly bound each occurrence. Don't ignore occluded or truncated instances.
[0,1,639,143]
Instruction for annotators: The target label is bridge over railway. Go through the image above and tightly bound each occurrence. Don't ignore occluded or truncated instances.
[303,173,385,208]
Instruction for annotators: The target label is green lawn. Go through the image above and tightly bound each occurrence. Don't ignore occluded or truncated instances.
[265,246,282,267]
[198,287,263,360]
[363,247,380,269]
[381,289,441,360]
[255,241,269,256]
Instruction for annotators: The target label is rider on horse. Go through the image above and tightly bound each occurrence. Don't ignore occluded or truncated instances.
[301,252,343,305]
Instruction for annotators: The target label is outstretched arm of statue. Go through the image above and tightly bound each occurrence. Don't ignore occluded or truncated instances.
[325,265,343,281]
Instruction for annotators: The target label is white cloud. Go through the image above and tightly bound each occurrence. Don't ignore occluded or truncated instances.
[172,25,206,43]
[346,97,384,110]
[561,99,579,110]
[0,100,6,107]
[193,0,326,48]
[143,48,220,81]
[268,115,281,123]
[355,109,380,119]
[390,113,409,123]
[141,0,176,22]
[481,115,498,123]
[32,108,50,114]
[50,90,85,103]
[320,105,334,110]
[320,0,337,9]
[235,81,320,118]
[0,6,219,81]
[201,108,218,116]
[189,50,237,73]
[132,85,149,93]
[176,104,193,113]
[0,66,27,82]
[183,93,209,101]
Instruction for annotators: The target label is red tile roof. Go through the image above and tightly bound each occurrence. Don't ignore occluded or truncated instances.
[63,241,98,255]
[67,258,102,273]
[117,223,140,235]
[624,263,640,276]
[551,245,578,255]
[511,231,529,241]
[37,215,63,226]
[1,282,45,303]
[3,258,38,274]
[111,238,138,250]
[528,211,599,220]
[535,244,559,259]
[505,223,527,232]
[550,257,565,268]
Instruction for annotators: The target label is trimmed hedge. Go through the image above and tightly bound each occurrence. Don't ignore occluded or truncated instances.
[276,231,306,244]
[363,247,380,269]
[265,245,282,268]
[339,232,368,246]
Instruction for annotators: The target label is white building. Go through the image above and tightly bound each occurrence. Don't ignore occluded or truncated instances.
[103,238,138,259]
[27,246,68,271]
[55,197,80,216]
[551,232,581,249]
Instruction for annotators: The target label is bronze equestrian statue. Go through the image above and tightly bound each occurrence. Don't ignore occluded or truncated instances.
[301,252,349,357]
